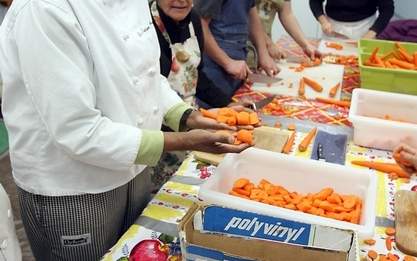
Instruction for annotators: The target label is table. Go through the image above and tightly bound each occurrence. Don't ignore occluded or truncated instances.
[102,139,417,261]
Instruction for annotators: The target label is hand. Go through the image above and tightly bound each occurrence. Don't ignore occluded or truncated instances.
[302,45,322,60]
[320,20,333,36]
[225,59,252,80]
[363,30,377,39]
[394,144,417,174]
[164,129,251,154]
[258,54,280,76]
[186,110,236,131]
[267,43,286,61]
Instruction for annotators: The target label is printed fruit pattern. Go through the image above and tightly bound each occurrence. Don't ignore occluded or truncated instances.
[126,234,181,261]
[229,178,362,224]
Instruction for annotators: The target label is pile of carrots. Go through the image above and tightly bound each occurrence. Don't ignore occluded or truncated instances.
[200,108,260,127]
[229,178,362,224]
[326,42,344,51]
[364,42,417,71]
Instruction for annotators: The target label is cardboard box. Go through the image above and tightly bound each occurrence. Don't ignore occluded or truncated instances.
[179,203,359,261]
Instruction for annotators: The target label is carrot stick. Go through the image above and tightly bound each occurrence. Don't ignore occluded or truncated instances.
[395,42,407,52]
[381,51,394,61]
[370,47,380,62]
[329,83,340,98]
[315,97,351,107]
[351,160,410,178]
[364,60,385,68]
[200,108,217,120]
[389,58,415,70]
[282,131,296,154]
[298,127,317,152]
[384,60,393,68]
[374,55,385,67]
[303,77,323,92]
[398,48,414,63]
[298,78,305,96]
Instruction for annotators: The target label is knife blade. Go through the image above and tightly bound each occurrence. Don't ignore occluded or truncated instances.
[251,96,275,111]
[247,73,282,85]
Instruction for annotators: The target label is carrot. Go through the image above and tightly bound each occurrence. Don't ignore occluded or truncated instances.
[367,250,378,260]
[363,239,376,246]
[395,42,406,51]
[385,227,396,236]
[351,160,411,178]
[329,83,340,98]
[236,111,250,125]
[243,183,255,192]
[314,188,334,201]
[370,47,380,62]
[394,151,413,167]
[284,204,297,210]
[414,52,417,67]
[381,51,394,60]
[287,123,296,131]
[236,130,253,145]
[384,60,393,68]
[303,77,323,92]
[233,178,250,189]
[200,108,217,120]
[282,131,296,154]
[375,55,385,67]
[405,256,417,261]
[343,196,357,210]
[315,97,351,107]
[387,253,398,261]
[364,60,385,68]
[385,236,393,251]
[229,190,250,199]
[233,188,251,197]
[298,78,305,96]
[326,42,343,50]
[389,58,415,70]
[249,112,259,125]
[298,127,317,152]
[398,48,414,63]
[327,193,342,205]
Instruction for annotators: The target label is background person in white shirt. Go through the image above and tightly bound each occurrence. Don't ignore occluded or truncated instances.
[0,0,249,260]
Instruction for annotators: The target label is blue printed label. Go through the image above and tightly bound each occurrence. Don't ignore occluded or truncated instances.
[202,206,312,246]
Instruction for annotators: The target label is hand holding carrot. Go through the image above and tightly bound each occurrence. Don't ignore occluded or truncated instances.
[393,144,417,175]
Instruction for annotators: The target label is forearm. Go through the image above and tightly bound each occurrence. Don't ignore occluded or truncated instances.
[309,0,325,20]
[370,0,394,34]
[248,7,269,59]
[279,11,310,49]
[201,18,232,68]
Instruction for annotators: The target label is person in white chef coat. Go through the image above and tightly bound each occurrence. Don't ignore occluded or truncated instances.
[0,0,249,260]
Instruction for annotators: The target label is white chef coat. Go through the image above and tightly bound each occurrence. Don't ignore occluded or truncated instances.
[0,185,21,261]
[0,0,183,196]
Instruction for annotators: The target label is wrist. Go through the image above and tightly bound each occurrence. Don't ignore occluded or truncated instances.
[221,57,234,70]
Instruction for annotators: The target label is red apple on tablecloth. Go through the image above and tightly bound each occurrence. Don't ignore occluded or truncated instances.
[129,239,168,261]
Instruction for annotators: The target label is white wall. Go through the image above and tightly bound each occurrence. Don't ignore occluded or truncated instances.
[271,0,319,41]
[394,0,417,20]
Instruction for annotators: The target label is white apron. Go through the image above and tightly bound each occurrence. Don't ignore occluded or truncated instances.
[151,2,201,105]
[323,14,377,40]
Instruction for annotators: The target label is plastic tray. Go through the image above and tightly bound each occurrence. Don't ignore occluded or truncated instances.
[349,88,417,151]
[199,148,377,238]
[358,39,417,95]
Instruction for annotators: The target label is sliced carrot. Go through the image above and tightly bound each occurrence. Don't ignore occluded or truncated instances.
[298,78,305,96]
[287,123,296,131]
[236,111,250,125]
[327,193,342,205]
[329,83,340,98]
[233,188,251,197]
[367,250,378,260]
[318,201,336,212]
[385,236,393,251]
[405,256,417,261]
[314,188,334,201]
[363,239,376,246]
[303,77,323,92]
[243,183,255,192]
[236,129,253,145]
[315,97,351,107]
[284,203,297,210]
[298,127,317,152]
[385,227,396,236]
[249,112,259,125]
[351,160,410,178]
[200,108,218,120]
[229,190,250,199]
[282,131,296,154]
[343,196,357,210]
[233,178,250,189]
[387,253,398,261]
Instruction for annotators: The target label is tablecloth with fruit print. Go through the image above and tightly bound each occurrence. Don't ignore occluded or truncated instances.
[102,136,417,261]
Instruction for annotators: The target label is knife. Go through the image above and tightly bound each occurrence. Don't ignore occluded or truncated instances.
[250,96,275,111]
[247,73,282,85]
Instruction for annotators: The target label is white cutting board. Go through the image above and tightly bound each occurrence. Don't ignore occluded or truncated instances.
[252,62,345,100]
[318,39,358,56]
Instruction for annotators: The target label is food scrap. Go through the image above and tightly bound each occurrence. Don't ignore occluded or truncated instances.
[229,179,363,224]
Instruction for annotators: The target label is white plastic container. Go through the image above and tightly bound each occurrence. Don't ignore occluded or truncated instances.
[349,88,417,151]
[199,148,377,238]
